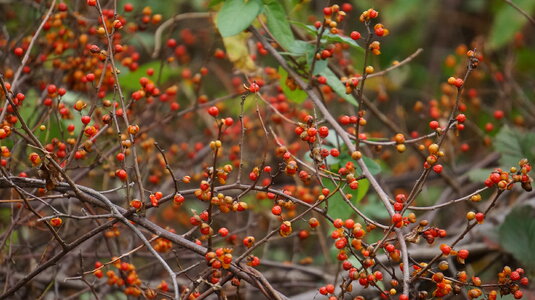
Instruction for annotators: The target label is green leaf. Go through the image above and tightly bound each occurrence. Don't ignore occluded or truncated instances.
[356,179,370,203]
[319,68,358,107]
[263,1,296,51]
[358,156,382,175]
[466,168,493,183]
[278,66,308,103]
[323,178,369,220]
[499,206,535,273]
[216,0,262,37]
[488,0,535,50]
[494,126,535,168]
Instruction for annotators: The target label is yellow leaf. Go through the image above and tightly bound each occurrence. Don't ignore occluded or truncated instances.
[222,33,257,73]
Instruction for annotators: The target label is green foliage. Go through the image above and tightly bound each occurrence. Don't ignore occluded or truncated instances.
[494,125,535,168]
[488,0,535,50]
[216,0,263,37]
[323,178,370,220]
[318,68,359,107]
[263,1,297,51]
[278,66,308,103]
[499,205,535,273]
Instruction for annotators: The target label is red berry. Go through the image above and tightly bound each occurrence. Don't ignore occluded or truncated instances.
[207,106,219,117]
[218,227,229,237]
[115,169,127,180]
[86,73,95,82]
[510,271,521,281]
[433,164,443,174]
[350,31,361,40]
[392,213,402,223]
[330,148,340,157]
[81,116,91,125]
[344,219,355,229]
[124,3,133,12]
[323,7,332,15]
[456,114,466,123]
[248,82,260,93]
[429,120,439,130]
[47,84,57,95]
[342,3,352,12]
[475,212,485,223]
[271,205,282,215]
[494,110,504,120]
[457,249,469,259]
[490,172,501,183]
[14,47,24,56]
[87,0,96,6]
[440,244,451,255]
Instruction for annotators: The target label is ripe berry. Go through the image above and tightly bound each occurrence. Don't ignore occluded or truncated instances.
[485,122,494,132]
[14,47,24,56]
[433,164,443,174]
[392,213,402,223]
[456,114,466,123]
[318,126,329,138]
[115,169,127,181]
[218,227,229,237]
[207,106,219,117]
[87,0,96,6]
[475,212,485,223]
[494,110,504,120]
[308,217,319,228]
[490,172,501,183]
[350,31,361,40]
[271,205,282,215]
[248,82,260,93]
[330,148,340,157]
[50,217,62,227]
[457,249,469,260]
[440,244,451,255]
[429,120,439,130]
[124,3,133,12]
[510,271,520,281]
[81,116,91,125]
[86,73,95,82]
